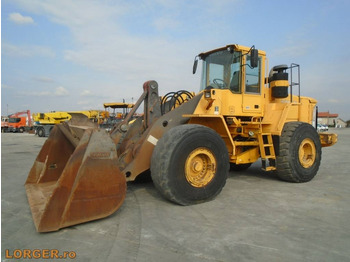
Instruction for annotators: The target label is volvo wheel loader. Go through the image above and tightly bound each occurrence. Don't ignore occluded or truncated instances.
[25,44,337,232]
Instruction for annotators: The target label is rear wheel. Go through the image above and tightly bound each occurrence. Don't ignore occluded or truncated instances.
[276,122,321,182]
[151,124,229,205]
[37,127,45,137]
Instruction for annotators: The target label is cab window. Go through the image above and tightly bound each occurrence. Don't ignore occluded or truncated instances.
[229,55,241,93]
[200,50,242,92]
[9,118,21,123]
[245,55,261,94]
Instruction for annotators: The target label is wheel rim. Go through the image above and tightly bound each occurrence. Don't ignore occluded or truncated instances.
[185,147,216,188]
[298,138,316,168]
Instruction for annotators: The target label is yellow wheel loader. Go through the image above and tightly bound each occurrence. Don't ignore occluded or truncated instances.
[25,44,337,232]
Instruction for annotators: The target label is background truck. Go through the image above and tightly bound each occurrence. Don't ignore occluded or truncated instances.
[25,44,337,232]
[1,116,9,132]
[33,110,105,137]
[7,110,32,133]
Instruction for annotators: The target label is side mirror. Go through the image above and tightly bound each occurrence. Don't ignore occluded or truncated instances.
[250,49,258,68]
[193,56,199,74]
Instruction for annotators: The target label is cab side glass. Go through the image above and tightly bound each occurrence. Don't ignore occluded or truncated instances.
[245,55,261,94]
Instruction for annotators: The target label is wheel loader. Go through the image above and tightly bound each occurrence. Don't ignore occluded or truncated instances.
[25,44,337,232]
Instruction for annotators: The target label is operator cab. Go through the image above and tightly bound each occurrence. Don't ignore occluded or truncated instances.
[9,118,21,123]
[193,44,264,115]
[193,45,260,94]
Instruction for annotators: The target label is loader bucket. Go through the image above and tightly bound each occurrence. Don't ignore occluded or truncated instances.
[25,123,126,232]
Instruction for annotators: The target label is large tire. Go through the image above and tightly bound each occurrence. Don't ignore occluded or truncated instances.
[151,124,229,205]
[37,127,45,137]
[276,122,321,182]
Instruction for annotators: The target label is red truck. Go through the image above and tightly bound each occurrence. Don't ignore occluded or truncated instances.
[7,110,32,133]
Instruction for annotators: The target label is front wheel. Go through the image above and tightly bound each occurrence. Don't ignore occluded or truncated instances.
[151,124,229,205]
[276,122,322,182]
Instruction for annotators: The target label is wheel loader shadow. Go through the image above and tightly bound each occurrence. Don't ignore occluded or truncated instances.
[129,165,283,208]
[129,172,171,204]
[228,162,281,182]
[60,165,284,232]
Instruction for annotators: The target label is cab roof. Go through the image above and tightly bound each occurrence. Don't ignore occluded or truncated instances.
[103,103,134,109]
[198,44,266,59]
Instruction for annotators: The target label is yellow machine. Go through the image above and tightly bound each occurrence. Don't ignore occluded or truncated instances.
[103,102,134,119]
[25,44,337,232]
[32,110,105,137]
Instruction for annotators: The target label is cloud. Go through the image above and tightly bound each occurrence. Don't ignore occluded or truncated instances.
[77,100,90,105]
[9,12,34,24]
[327,98,344,104]
[4,0,237,106]
[16,86,69,97]
[2,84,13,89]
[17,90,51,97]
[81,90,93,96]
[271,41,312,58]
[8,1,208,81]
[153,16,180,31]
[55,86,69,96]
[11,0,125,29]
[33,76,54,83]
[3,43,55,58]
[6,1,236,100]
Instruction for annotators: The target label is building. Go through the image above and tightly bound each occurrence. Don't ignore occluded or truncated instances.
[335,118,346,128]
[317,111,338,127]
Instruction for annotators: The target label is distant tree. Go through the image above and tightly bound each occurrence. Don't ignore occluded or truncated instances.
[346,120,350,127]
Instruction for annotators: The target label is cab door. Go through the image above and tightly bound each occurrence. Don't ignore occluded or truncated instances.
[242,54,263,115]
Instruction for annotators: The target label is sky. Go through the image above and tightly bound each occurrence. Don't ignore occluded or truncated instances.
[1,0,350,120]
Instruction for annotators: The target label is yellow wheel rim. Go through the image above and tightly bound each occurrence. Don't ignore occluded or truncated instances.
[185,148,216,188]
[298,138,316,168]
